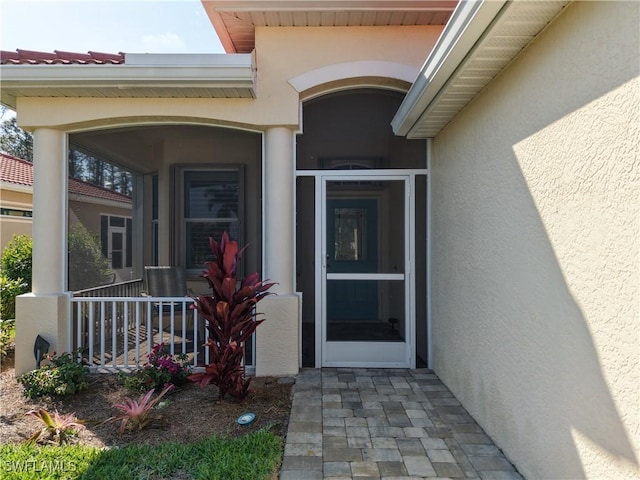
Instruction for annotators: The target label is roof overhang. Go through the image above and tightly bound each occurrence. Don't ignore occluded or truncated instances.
[392,0,570,138]
[0,53,255,110]
[0,181,32,194]
[202,0,457,53]
[68,193,132,209]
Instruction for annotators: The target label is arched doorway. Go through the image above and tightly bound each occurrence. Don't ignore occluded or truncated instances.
[296,89,428,368]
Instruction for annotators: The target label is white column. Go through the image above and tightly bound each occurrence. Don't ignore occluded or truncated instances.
[32,128,67,294]
[15,128,68,376]
[257,127,299,375]
[264,127,295,294]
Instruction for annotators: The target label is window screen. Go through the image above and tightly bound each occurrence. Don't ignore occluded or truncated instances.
[183,170,240,270]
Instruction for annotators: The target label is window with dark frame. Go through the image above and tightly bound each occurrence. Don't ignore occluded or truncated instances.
[180,166,252,366]
[0,208,32,217]
[182,169,241,272]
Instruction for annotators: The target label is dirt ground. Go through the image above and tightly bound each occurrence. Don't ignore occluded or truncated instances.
[0,350,293,448]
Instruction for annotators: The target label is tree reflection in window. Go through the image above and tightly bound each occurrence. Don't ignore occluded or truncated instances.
[334,208,367,261]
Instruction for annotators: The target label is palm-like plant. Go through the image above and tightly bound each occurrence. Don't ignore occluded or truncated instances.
[188,232,274,401]
[113,385,172,432]
[25,409,84,445]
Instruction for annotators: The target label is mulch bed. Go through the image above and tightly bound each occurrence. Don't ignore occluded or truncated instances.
[0,350,293,448]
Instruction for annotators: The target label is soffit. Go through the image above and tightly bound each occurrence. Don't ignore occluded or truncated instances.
[393,0,570,138]
[202,0,457,53]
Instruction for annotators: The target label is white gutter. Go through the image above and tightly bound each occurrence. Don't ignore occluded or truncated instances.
[0,53,255,90]
[391,0,507,136]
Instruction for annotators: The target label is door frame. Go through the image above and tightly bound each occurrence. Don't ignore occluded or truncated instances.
[296,169,426,368]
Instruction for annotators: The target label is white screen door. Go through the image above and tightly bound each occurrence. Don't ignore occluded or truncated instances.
[320,174,413,367]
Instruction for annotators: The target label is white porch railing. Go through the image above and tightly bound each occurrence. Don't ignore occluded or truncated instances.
[69,296,208,371]
[72,278,144,298]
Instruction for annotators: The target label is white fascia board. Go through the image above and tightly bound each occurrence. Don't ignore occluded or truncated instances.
[0,181,33,194]
[0,54,254,89]
[391,0,507,137]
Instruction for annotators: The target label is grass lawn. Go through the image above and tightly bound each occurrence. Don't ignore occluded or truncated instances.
[0,428,282,480]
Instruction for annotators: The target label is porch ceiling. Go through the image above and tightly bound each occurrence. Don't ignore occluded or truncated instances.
[70,125,188,175]
[0,53,255,110]
[202,0,457,53]
[392,0,570,138]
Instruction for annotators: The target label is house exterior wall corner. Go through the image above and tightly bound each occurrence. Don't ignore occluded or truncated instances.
[14,293,70,377]
[255,294,300,377]
[430,2,639,478]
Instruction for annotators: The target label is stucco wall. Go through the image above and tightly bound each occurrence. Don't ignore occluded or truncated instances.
[0,188,32,251]
[0,217,31,252]
[0,186,31,209]
[69,199,131,235]
[431,2,639,479]
[15,26,441,132]
[9,22,442,377]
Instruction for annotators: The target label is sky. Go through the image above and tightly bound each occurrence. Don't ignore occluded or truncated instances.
[0,0,225,55]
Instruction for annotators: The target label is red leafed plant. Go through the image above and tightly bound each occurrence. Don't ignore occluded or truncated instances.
[188,232,274,401]
[25,409,85,445]
[112,385,172,433]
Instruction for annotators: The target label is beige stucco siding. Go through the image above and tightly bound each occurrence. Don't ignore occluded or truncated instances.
[15,26,442,132]
[1,217,32,251]
[0,187,31,208]
[69,199,131,233]
[255,26,440,103]
[431,2,639,479]
[0,188,32,250]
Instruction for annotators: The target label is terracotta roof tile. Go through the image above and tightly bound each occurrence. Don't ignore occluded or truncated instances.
[0,153,32,186]
[0,49,125,65]
[67,177,132,204]
[1,153,131,204]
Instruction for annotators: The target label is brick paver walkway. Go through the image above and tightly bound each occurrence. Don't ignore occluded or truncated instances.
[280,368,523,479]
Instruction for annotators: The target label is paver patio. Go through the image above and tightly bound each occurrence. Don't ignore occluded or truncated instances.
[281,368,524,480]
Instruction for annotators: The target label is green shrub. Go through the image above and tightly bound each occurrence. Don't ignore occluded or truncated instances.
[0,318,15,358]
[120,343,191,392]
[1,234,32,289]
[0,273,28,321]
[67,224,113,291]
[18,352,88,399]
